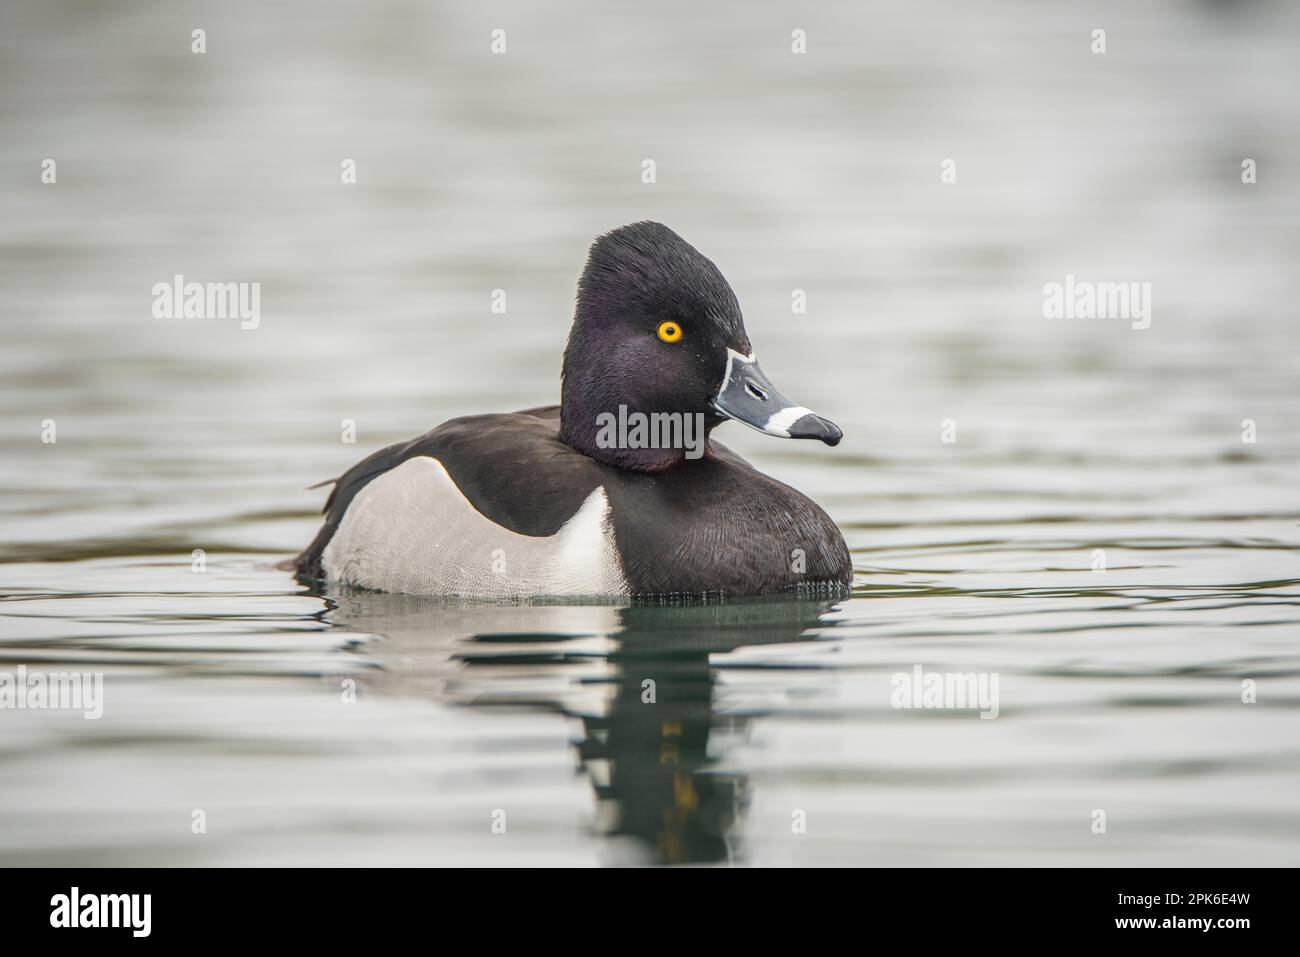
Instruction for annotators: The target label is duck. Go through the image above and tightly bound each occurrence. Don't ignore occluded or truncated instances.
[291,222,852,599]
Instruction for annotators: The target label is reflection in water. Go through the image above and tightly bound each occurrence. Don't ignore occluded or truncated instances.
[324,591,838,865]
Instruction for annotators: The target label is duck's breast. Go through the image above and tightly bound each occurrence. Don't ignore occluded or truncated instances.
[606,454,852,596]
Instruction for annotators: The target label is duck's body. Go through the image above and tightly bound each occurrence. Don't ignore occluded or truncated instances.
[295,406,849,597]
[292,223,852,599]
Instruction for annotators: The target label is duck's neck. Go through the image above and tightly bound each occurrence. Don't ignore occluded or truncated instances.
[559,391,717,473]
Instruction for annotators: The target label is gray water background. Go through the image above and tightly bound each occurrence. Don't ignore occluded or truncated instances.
[1,0,1298,865]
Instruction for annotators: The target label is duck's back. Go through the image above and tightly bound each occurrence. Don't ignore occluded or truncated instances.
[294,406,851,598]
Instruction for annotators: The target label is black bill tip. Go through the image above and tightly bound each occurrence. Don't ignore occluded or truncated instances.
[790,413,843,447]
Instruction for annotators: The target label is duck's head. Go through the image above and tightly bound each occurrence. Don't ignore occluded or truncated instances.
[559,222,842,472]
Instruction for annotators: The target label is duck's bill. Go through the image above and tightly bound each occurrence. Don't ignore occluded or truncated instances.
[712,350,842,446]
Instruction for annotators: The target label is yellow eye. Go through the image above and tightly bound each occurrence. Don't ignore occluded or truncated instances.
[657,321,683,342]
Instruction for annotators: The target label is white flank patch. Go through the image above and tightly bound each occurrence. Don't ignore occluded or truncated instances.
[322,456,629,597]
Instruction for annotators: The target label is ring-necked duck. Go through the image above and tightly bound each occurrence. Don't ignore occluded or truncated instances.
[291,222,851,598]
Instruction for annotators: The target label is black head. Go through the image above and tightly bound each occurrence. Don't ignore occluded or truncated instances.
[559,222,841,472]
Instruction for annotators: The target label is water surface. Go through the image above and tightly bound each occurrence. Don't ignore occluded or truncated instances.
[2,0,1299,865]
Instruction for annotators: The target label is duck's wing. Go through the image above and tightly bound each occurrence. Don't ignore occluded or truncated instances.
[291,406,604,579]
